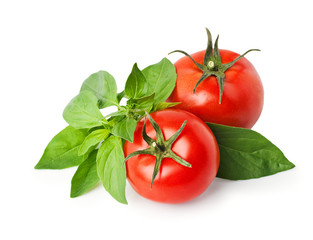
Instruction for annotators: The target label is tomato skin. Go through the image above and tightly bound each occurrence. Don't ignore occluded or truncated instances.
[167,49,264,129]
[123,109,219,203]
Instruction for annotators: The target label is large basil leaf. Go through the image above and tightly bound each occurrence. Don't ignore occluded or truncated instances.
[124,63,148,99]
[80,71,118,108]
[78,129,110,156]
[142,58,177,104]
[96,136,127,204]
[63,91,104,129]
[35,126,88,169]
[71,150,99,198]
[207,123,295,180]
[111,117,137,142]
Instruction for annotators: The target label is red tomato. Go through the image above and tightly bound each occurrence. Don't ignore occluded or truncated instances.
[124,109,219,203]
[167,49,264,129]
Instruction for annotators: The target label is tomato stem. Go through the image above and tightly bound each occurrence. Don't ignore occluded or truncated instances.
[207,61,215,69]
[124,113,191,189]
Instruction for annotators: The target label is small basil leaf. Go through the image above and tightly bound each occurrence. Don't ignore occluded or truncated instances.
[117,90,125,104]
[142,58,177,104]
[80,71,118,108]
[152,101,181,112]
[35,126,88,169]
[71,150,99,198]
[125,63,148,99]
[103,110,126,119]
[108,113,127,126]
[127,93,155,112]
[206,123,295,180]
[78,129,110,156]
[63,91,104,129]
[96,136,127,204]
[112,117,137,142]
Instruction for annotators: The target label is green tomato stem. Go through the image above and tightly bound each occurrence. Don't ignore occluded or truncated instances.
[124,113,191,189]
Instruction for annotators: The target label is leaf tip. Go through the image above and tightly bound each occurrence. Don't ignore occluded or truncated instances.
[288,161,296,169]
[70,192,78,198]
[114,195,128,205]
[34,160,44,169]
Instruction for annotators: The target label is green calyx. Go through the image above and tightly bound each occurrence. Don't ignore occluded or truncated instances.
[125,113,191,188]
[169,28,260,103]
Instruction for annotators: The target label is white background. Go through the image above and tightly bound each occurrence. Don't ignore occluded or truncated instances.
[1,0,312,239]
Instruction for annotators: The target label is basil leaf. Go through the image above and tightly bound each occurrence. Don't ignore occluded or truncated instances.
[142,58,177,104]
[117,90,125,104]
[112,117,137,142]
[206,123,295,180]
[63,91,104,129]
[35,126,88,169]
[71,150,99,198]
[97,136,127,204]
[103,110,126,119]
[78,129,110,156]
[152,101,181,112]
[80,71,118,108]
[125,63,148,99]
[127,93,155,112]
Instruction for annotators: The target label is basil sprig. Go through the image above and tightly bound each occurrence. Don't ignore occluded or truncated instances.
[206,123,295,180]
[35,57,177,204]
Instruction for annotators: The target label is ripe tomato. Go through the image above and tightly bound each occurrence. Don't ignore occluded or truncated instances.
[124,109,219,203]
[167,29,264,129]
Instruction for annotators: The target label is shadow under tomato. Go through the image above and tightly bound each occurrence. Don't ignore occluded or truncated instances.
[179,177,234,206]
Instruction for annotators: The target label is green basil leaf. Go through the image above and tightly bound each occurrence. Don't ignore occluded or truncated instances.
[112,117,137,142]
[96,136,127,204]
[127,93,155,112]
[142,58,177,104]
[78,129,110,156]
[80,71,118,108]
[206,123,295,180]
[125,63,148,99]
[152,101,181,112]
[63,91,104,129]
[71,150,99,198]
[117,90,125,104]
[35,126,88,169]
[103,110,126,120]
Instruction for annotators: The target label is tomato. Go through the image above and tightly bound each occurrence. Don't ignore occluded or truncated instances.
[123,109,219,203]
[167,29,264,129]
